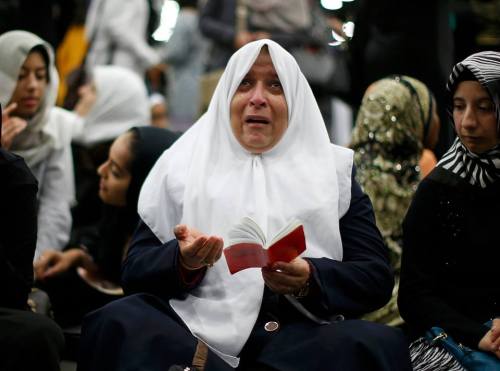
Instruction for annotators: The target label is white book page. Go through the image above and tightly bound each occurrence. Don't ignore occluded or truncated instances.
[227,216,266,246]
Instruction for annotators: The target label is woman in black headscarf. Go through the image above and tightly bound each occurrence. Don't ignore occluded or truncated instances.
[34,126,180,326]
[398,51,500,370]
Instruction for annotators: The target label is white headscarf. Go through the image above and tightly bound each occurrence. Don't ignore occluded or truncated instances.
[0,30,58,167]
[138,39,353,367]
[73,65,150,146]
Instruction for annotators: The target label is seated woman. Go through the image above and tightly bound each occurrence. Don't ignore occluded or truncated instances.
[70,64,151,228]
[78,40,412,371]
[398,51,500,370]
[0,105,65,371]
[34,126,179,327]
[0,30,78,260]
[350,75,440,326]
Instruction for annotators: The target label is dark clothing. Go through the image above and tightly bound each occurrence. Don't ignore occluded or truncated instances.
[41,127,180,326]
[78,169,412,370]
[0,307,65,371]
[0,149,38,309]
[349,0,455,158]
[37,205,134,326]
[0,149,63,371]
[398,166,500,348]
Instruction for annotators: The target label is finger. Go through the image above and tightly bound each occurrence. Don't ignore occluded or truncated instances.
[183,236,207,258]
[492,334,500,352]
[43,263,65,279]
[2,102,18,117]
[200,237,223,264]
[262,272,295,294]
[262,268,302,290]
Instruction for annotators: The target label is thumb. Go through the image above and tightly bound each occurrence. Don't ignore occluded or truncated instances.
[174,224,187,239]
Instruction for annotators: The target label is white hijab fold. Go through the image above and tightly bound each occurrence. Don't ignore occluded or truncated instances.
[0,30,59,167]
[138,39,353,367]
[73,65,150,146]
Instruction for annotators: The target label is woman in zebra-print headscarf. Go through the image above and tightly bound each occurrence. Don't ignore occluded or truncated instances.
[398,51,500,371]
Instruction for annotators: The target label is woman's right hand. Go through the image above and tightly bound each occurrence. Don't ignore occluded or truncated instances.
[34,249,88,281]
[1,103,27,150]
[174,224,223,270]
[478,318,500,358]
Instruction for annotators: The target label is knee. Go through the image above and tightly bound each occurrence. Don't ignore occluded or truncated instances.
[17,312,65,355]
[319,320,409,352]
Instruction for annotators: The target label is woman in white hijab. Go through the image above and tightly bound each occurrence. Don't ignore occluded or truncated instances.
[0,30,78,260]
[70,64,150,229]
[79,40,412,371]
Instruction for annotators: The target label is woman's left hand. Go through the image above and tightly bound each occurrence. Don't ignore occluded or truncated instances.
[262,257,311,295]
[478,318,500,358]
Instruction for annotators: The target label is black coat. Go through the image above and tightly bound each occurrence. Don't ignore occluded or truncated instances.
[0,149,38,309]
[399,166,500,348]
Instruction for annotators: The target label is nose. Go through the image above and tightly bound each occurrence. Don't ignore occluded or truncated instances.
[97,161,108,177]
[249,83,266,107]
[26,72,39,90]
[461,105,478,131]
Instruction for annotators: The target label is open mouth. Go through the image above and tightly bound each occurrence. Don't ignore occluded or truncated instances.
[245,115,270,125]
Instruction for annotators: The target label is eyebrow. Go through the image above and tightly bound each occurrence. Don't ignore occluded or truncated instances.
[453,96,492,103]
[20,66,47,72]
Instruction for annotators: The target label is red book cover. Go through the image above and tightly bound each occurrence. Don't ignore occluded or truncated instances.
[224,224,306,275]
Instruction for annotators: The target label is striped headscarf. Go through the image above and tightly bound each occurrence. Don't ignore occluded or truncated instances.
[437,51,500,188]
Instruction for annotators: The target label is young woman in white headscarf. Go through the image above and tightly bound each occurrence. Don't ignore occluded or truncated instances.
[398,51,500,370]
[0,30,78,260]
[70,64,150,229]
[78,40,412,371]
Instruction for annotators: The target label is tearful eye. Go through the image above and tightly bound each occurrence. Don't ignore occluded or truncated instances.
[270,80,282,89]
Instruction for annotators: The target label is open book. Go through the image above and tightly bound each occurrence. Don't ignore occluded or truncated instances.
[224,217,306,274]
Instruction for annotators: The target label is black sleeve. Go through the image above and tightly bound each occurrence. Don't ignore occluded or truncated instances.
[0,153,38,309]
[121,221,190,300]
[306,167,393,318]
[398,178,489,347]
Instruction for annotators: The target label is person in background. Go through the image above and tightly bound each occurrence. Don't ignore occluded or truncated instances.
[34,126,180,327]
[84,0,162,79]
[149,93,170,128]
[0,30,77,260]
[350,75,440,326]
[0,104,65,371]
[156,0,208,132]
[78,39,412,371]
[398,51,500,370]
[70,64,150,230]
[348,0,455,159]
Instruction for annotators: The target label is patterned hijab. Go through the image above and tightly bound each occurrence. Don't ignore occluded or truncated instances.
[437,51,500,188]
[351,75,433,260]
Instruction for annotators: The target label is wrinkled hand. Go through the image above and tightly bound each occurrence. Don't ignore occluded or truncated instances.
[34,249,86,281]
[174,224,223,270]
[262,257,310,295]
[1,103,27,149]
[479,318,500,358]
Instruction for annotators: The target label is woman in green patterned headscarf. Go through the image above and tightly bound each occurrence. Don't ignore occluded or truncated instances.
[351,75,440,325]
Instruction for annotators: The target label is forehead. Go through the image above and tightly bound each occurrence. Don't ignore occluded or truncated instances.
[110,133,132,163]
[453,80,490,98]
[247,48,276,74]
[23,51,47,68]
